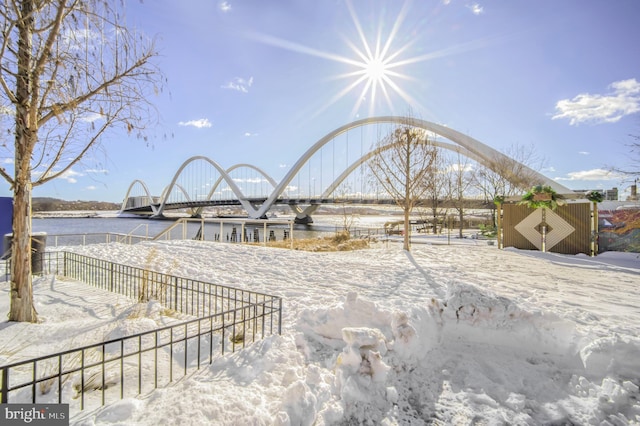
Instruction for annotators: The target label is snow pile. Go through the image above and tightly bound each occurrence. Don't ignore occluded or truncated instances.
[291,285,615,425]
[440,281,580,355]
[580,335,640,380]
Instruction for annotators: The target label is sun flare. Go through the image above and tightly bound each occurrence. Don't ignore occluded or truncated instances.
[364,57,388,83]
[249,0,477,118]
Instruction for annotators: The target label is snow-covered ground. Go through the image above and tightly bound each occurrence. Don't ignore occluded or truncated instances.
[1,239,639,425]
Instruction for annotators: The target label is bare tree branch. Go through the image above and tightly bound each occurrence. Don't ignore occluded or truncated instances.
[609,135,640,178]
[472,143,547,201]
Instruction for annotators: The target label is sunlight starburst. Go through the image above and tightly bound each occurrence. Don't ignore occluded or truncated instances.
[247,0,489,119]
[364,58,387,83]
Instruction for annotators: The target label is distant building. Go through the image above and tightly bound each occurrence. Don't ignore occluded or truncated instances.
[574,187,619,201]
[125,195,159,209]
[629,183,638,201]
[604,187,618,201]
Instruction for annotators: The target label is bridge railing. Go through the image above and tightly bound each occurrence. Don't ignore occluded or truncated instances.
[0,251,282,413]
[152,217,295,249]
[46,232,153,247]
[26,219,297,249]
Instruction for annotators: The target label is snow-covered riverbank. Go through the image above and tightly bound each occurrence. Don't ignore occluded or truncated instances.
[1,240,639,425]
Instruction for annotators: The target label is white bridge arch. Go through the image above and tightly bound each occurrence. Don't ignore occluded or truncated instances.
[122,116,570,219]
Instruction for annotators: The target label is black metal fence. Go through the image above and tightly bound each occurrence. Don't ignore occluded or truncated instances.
[1,251,282,413]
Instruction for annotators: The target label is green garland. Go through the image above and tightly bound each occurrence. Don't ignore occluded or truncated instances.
[519,185,563,210]
[585,190,604,203]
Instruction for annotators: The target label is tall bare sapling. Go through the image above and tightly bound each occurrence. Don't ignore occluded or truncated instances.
[0,0,162,322]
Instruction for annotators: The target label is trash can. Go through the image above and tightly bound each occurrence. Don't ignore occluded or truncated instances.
[2,232,47,274]
[1,233,11,260]
[0,197,11,256]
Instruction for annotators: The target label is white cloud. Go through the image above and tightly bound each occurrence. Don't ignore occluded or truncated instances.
[85,168,109,174]
[467,3,484,15]
[58,169,83,184]
[552,78,640,125]
[178,118,212,128]
[445,163,473,173]
[578,151,590,155]
[61,28,100,51]
[221,77,254,93]
[81,112,105,123]
[279,164,288,168]
[86,185,97,191]
[555,168,622,181]
[2,158,13,165]
[219,1,231,12]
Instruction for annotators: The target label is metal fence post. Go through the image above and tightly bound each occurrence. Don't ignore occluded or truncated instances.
[278,298,282,335]
[1,366,8,403]
[174,276,178,312]
[110,262,115,293]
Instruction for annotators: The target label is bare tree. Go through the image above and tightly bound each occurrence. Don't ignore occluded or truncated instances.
[368,119,437,251]
[335,183,359,234]
[445,151,474,238]
[473,144,546,201]
[0,1,162,322]
[420,146,448,234]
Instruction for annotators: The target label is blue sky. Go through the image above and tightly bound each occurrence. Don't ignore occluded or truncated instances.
[3,0,640,203]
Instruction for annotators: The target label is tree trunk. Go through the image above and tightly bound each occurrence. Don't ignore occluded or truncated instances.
[403,130,411,251]
[431,206,438,234]
[9,180,37,322]
[10,102,37,322]
[403,207,411,251]
[9,0,38,323]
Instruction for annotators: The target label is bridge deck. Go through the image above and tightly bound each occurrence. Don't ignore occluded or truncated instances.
[122,197,494,214]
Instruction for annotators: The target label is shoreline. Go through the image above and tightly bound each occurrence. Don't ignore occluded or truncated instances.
[33,210,121,219]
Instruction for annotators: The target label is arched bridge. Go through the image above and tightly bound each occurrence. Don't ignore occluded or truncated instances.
[121,116,571,223]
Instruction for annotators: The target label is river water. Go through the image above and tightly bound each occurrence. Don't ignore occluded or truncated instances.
[30,213,395,247]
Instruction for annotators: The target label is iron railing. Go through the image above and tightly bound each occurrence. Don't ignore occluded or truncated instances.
[0,251,282,413]
[46,232,152,247]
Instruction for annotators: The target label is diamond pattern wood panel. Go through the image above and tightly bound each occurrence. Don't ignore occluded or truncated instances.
[502,203,592,255]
